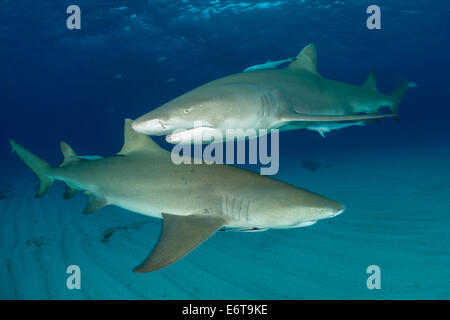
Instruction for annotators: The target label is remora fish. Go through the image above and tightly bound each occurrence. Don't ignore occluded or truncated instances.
[306,120,366,138]
[243,57,295,72]
[10,119,344,273]
[132,44,409,144]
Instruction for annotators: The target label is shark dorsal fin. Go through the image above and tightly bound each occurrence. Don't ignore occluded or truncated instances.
[288,44,319,75]
[362,71,378,91]
[60,141,80,167]
[118,119,164,155]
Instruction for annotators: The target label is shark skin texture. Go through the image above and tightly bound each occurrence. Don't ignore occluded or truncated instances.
[10,119,344,273]
[132,44,408,144]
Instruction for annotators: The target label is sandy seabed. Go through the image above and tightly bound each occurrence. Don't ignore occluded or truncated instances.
[1,145,449,299]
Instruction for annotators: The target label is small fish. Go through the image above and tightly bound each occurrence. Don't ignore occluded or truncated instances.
[408,81,418,88]
[243,57,295,72]
[156,56,167,63]
[71,155,103,160]
[306,121,366,138]
[110,6,128,11]
[165,78,175,83]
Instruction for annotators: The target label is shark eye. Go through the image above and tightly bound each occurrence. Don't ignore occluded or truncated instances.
[184,105,193,114]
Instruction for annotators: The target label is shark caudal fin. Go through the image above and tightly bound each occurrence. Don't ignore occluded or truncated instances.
[389,80,409,122]
[9,140,53,197]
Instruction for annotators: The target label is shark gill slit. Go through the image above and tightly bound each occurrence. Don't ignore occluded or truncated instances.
[259,90,281,125]
[223,196,250,224]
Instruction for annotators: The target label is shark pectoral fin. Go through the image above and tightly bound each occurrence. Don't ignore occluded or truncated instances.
[133,213,226,273]
[83,192,108,214]
[63,184,79,199]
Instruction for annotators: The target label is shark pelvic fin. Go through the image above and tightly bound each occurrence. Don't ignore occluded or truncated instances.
[362,71,378,92]
[63,184,79,199]
[118,119,165,155]
[60,141,81,167]
[288,44,319,75]
[83,192,108,214]
[9,139,53,198]
[133,213,226,273]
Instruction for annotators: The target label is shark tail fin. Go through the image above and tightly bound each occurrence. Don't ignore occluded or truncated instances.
[389,81,409,123]
[9,140,53,197]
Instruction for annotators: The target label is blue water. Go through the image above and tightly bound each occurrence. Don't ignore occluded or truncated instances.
[0,1,449,299]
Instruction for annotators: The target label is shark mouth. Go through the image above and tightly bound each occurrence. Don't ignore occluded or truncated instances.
[165,127,222,144]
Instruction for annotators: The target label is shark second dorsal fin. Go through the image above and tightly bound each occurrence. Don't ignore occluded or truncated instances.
[362,71,378,92]
[60,141,81,167]
[288,44,319,75]
[118,119,165,155]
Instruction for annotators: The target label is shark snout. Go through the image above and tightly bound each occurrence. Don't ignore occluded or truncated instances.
[325,201,345,218]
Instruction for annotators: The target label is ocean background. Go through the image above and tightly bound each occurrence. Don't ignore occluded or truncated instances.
[0,0,449,299]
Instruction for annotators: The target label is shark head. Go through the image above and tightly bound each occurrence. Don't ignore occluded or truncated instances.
[287,191,345,225]
[248,182,345,228]
[132,83,267,143]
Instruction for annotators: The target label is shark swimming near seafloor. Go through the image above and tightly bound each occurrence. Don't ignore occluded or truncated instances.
[10,119,344,273]
[132,44,409,144]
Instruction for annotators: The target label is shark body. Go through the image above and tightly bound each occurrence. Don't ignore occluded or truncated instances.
[10,119,344,273]
[243,57,295,72]
[132,44,408,144]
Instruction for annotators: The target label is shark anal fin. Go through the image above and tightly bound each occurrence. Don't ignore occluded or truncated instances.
[83,192,108,214]
[63,184,79,199]
[133,213,226,273]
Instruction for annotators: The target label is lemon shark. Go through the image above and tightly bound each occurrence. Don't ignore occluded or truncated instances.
[132,44,408,144]
[9,119,344,273]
